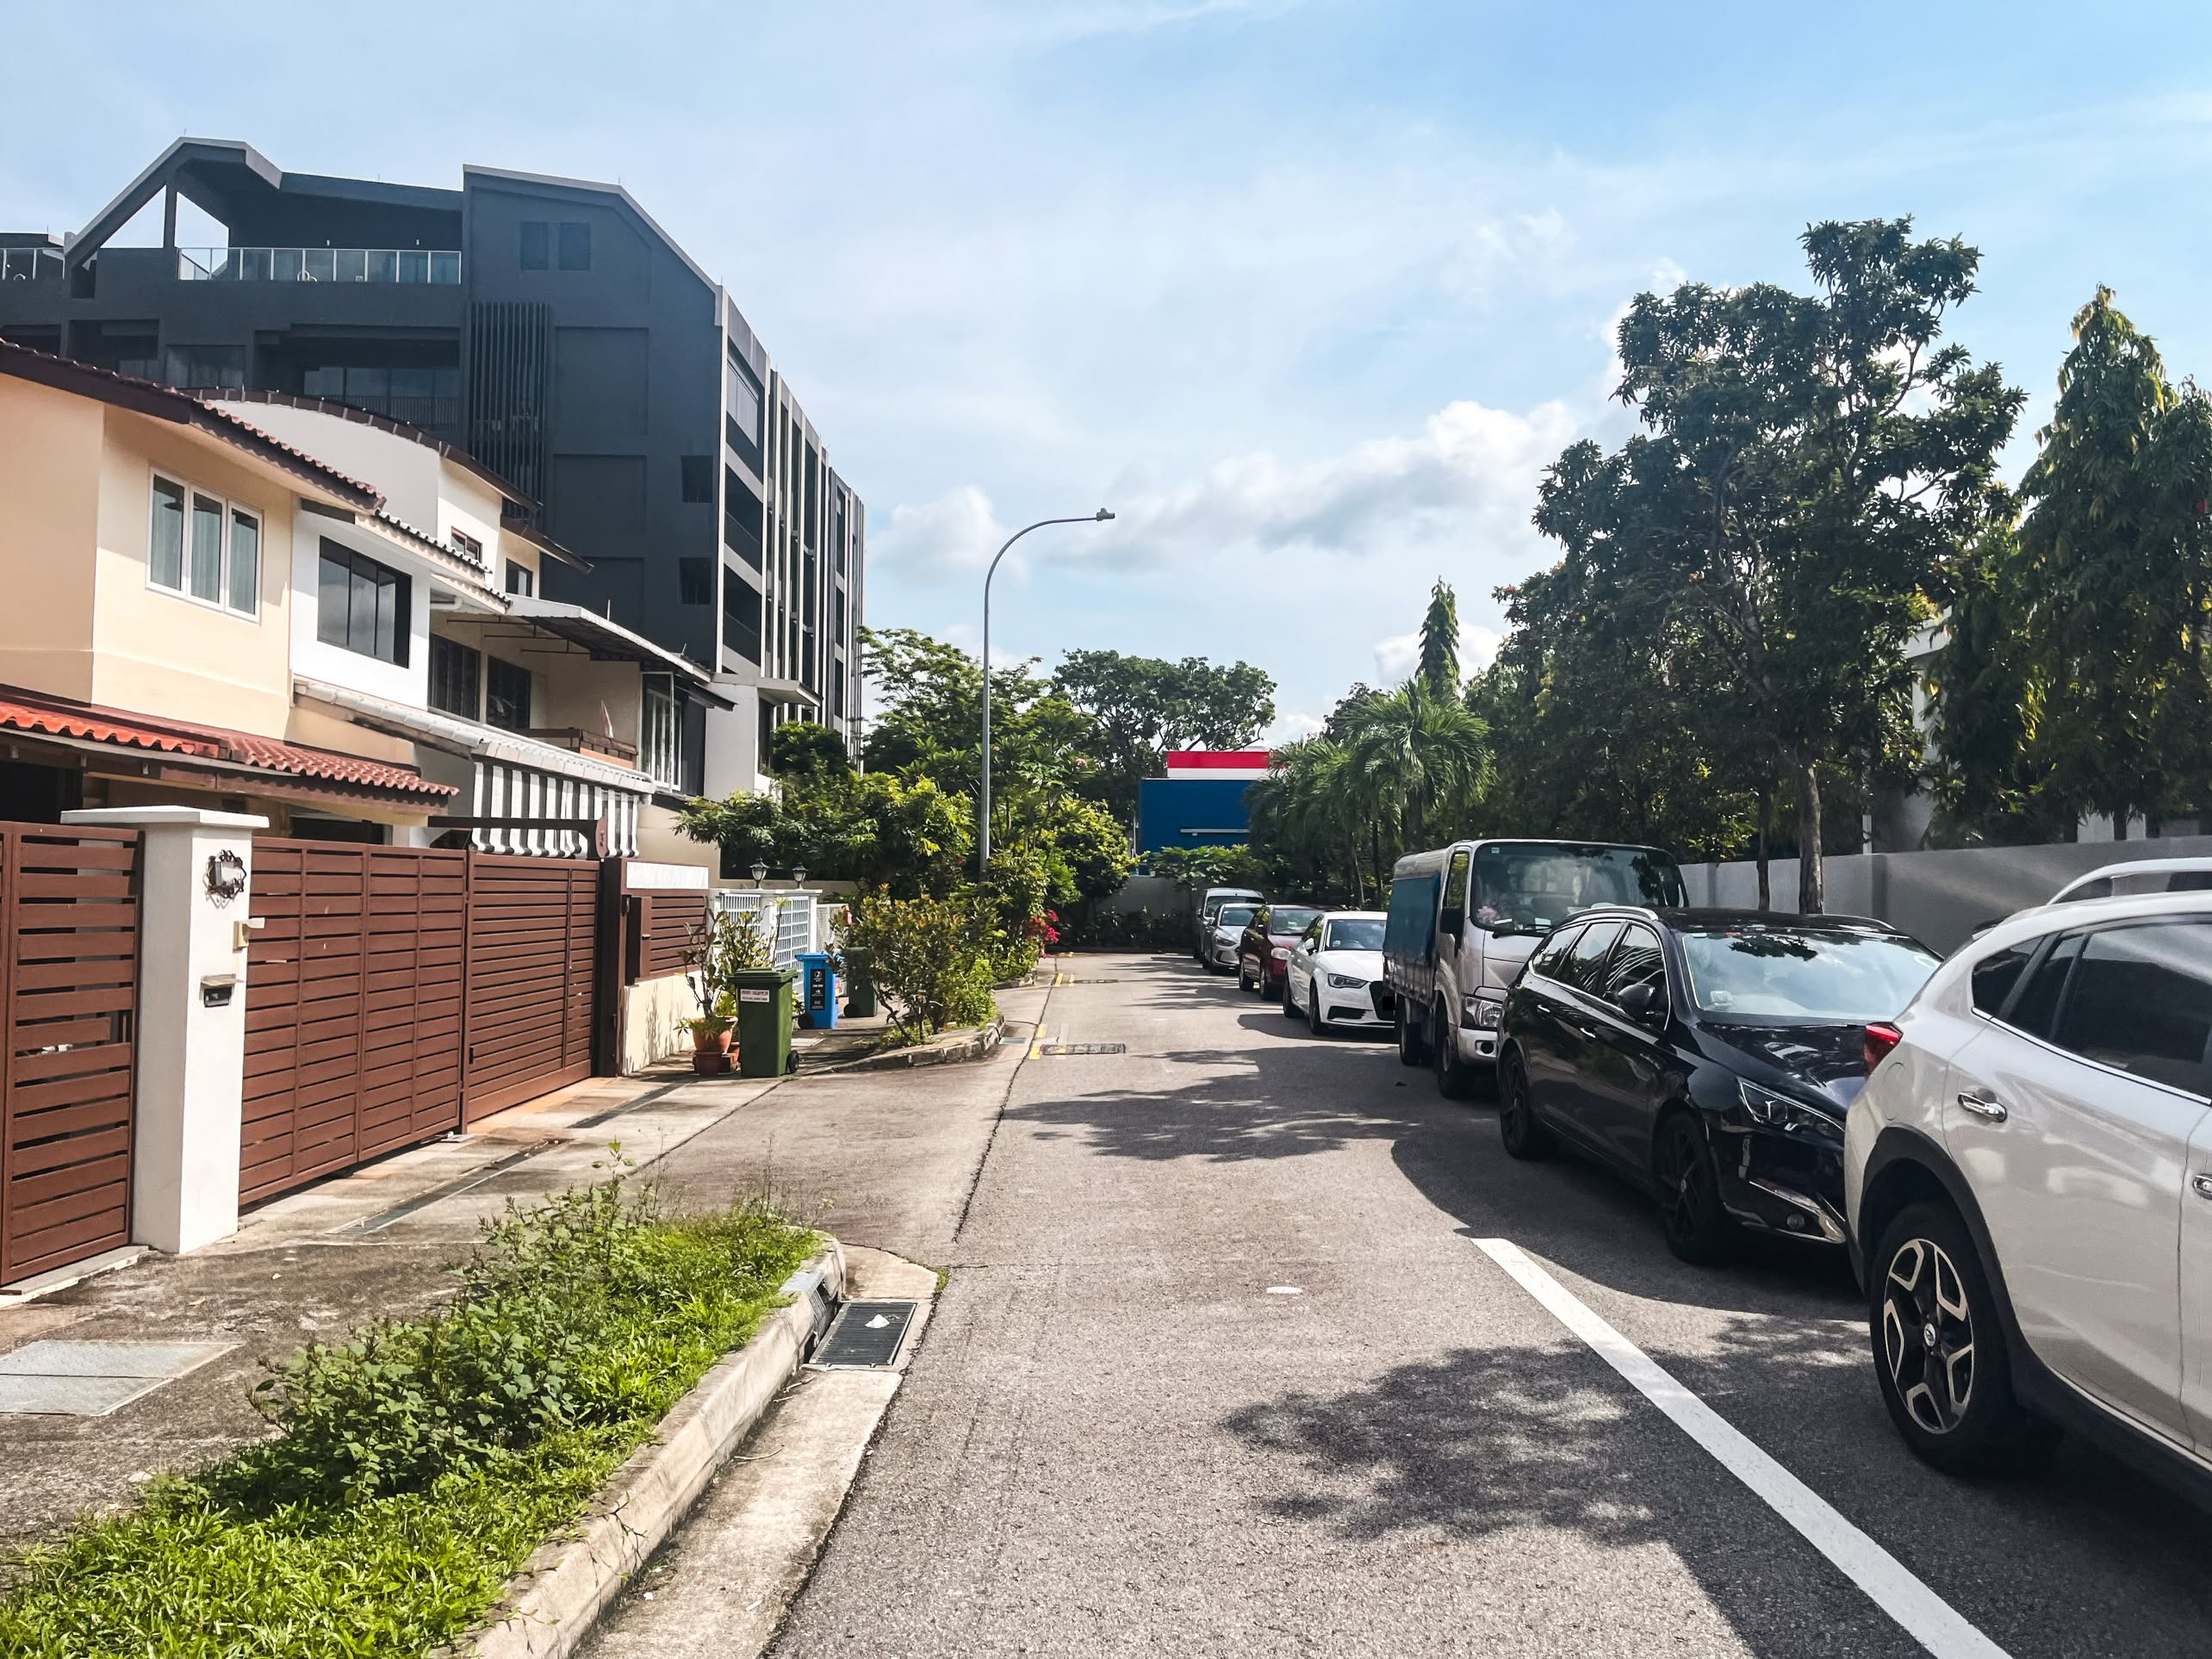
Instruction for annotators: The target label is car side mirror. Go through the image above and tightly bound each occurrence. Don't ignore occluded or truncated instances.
[1618,983,1662,1023]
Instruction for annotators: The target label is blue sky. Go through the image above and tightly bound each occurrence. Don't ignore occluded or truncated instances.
[11,1,2212,737]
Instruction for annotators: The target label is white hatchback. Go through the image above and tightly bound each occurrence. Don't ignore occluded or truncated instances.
[1281,910,1389,1034]
[1845,891,2212,1495]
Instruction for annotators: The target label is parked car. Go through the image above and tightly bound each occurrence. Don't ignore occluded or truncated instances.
[1967,855,2212,940]
[1499,908,1939,1264]
[1203,903,1262,973]
[1386,838,1687,1098]
[1237,904,1324,995]
[1846,889,2212,1496]
[1282,910,1388,1034]
[1194,886,1264,963]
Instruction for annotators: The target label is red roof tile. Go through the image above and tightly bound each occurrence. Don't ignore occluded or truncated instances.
[0,687,453,804]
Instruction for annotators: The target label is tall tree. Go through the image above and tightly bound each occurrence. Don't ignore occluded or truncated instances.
[1052,649,1276,825]
[1418,578,1461,695]
[1540,218,2022,910]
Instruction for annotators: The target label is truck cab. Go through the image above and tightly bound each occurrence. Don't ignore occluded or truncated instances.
[1383,839,1685,1095]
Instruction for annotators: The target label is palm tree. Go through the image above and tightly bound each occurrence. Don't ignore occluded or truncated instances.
[1341,680,1491,863]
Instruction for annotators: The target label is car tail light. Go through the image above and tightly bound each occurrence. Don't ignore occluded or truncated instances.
[1863,1022,1903,1072]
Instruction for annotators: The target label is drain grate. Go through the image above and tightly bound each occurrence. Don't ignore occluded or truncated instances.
[812,1300,918,1369]
[1038,1042,1127,1055]
[0,1339,233,1416]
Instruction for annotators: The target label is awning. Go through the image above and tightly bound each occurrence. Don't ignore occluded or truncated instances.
[745,676,819,709]
[500,599,730,703]
[0,684,453,806]
[294,678,657,796]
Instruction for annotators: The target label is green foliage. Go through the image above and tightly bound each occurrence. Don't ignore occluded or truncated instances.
[0,1173,817,1658]
[1146,843,1269,895]
[1052,649,1276,825]
[1418,578,1461,695]
[972,849,1050,980]
[683,906,772,1027]
[680,774,972,898]
[1057,906,1189,951]
[860,625,1104,805]
[839,889,1001,1041]
[765,720,854,782]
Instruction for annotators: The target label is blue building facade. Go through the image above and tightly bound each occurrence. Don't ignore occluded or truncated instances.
[1136,776,1254,853]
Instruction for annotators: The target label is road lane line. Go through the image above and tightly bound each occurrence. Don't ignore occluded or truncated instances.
[1472,1237,2013,1659]
[1027,1023,1047,1060]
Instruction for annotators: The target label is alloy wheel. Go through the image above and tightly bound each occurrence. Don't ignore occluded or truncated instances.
[1658,1117,1720,1251]
[1881,1237,1977,1435]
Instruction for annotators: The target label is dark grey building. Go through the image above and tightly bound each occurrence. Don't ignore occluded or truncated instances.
[0,138,861,785]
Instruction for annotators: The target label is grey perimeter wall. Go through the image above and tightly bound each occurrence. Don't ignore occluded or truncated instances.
[1681,835,2212,955]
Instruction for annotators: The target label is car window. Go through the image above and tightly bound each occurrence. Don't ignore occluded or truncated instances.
[2007,931,2084,1037]
[1269,907,1323,935]
[1322,916,1384,952]
[1529,923,1586,979]
[1604,925,1665,1005]
[1216,905,1257,930]
[1560,920,1625,993]
[1676,925,1938,1022]
[2049,922,2212,1096]
[1971,944,2034,1017]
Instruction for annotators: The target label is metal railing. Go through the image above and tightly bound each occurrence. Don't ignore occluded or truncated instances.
[0,246,61,283]
[177,246,462,285]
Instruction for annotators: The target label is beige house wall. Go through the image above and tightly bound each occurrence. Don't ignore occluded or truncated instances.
[0,378,103,701]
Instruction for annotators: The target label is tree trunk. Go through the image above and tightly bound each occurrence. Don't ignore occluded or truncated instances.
[1755,778,1772,911]
[1795,759,1824,914]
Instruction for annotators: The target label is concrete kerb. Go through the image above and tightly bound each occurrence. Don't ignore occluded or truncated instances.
[455,1241,848,1659]
[799,1016,1006,1076]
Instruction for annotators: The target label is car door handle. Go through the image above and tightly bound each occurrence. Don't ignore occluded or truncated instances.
[1956,1090,2009,1123]
[2192,1173,2212,1202]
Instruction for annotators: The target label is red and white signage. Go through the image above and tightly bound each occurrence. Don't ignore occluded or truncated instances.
[1164,749,1271,781]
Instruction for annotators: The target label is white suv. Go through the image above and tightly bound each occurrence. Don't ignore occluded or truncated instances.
[1846,890,2212,1492]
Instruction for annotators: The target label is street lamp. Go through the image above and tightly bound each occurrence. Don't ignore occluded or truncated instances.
[980,509,1114,869]
[750,859,767,890]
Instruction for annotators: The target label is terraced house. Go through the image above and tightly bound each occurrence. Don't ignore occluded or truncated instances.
[0,136,865,792]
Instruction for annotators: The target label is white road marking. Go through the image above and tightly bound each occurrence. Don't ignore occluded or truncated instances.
[1265,1286,1303,1296]
[1472,1237,2013,1659]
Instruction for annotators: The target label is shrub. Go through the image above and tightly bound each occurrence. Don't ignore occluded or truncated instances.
[841,889,997,1041]
[1059,906,1187,951]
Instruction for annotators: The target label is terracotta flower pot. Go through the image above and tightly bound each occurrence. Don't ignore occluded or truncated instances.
[691,1022,734,1075]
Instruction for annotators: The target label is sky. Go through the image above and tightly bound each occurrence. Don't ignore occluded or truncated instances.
[11,1,2212,742]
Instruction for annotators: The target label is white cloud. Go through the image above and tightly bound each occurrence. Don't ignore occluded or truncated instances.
[1373,631,1422,684]
[1264,711,1325,745]
[873,486,1009,580]
[1464,624,1504,674]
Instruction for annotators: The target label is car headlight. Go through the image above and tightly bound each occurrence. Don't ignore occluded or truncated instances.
[1271,947,1290,961]
[1464,992,1505,1029]
[1326,972,1365,990]
[1737,1078,1842,1137]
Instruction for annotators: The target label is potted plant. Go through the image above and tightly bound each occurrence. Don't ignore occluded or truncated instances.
[682,907,776,1074]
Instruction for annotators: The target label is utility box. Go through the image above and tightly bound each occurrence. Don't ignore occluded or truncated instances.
[731,967,796,1078]
[841,945,877,1017]
[796,952,838,1029]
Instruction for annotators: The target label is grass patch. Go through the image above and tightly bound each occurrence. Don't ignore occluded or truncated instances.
[0,1165,817,1658]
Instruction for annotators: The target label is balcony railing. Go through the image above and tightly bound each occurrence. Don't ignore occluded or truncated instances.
[0,247,62,283]
[177,246,462,285]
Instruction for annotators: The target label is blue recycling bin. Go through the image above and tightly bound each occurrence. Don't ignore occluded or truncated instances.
[796,951,839,1029]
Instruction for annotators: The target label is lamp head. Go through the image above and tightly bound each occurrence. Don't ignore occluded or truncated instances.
[1096,508,1115,521]
[749,860,768,884]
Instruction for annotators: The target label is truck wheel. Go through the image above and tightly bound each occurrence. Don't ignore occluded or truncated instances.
[1395,997,1429,1066]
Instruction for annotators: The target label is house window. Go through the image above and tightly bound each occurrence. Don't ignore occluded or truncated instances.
[485,655,531,731]
[641,674,679,787]
[505,562,535,597]
[556,223,591,270]
[162,345,246,392]
[680,456,714,504]
[450,529,484,563]
[317,539,410,665]
[519,221,549,270]
[429,636,482,718]
[679,558,712,606]
[149,471,258,618]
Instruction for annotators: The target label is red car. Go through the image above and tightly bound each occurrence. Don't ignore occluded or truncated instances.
[1237,904,1324,995]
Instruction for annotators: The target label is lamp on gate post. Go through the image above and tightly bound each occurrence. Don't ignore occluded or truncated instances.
[979,509,1115,871]
[750,859,767,890]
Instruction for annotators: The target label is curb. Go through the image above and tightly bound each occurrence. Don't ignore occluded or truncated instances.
[800,1016,1006,1075]
[460,1243,848,1659]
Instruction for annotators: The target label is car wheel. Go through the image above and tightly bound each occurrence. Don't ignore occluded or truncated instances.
[1281,972,1301,1020]
[1870,1201,2056,1475]
[1654,1112,1735,1264]
[1498,1050,1554,1159]
[1432,999,1472,1100]
[1395,998,1429,1066]
[1308,979,1327,1036]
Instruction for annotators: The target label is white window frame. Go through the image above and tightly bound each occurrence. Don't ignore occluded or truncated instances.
[147,466,262,622]
[641,673,680,788]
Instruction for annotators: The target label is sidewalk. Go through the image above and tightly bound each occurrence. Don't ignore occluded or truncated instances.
[0,974,1049,1560]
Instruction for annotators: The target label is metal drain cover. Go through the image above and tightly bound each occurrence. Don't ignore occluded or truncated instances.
[0,1339,233,1416]
[811,1300,918,1369]
[1038,1043,1126,1055]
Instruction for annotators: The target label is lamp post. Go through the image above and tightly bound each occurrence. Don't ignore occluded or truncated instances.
[980,510,1114,870]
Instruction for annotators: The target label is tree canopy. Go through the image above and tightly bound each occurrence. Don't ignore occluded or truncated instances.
[1053,649,1275,825]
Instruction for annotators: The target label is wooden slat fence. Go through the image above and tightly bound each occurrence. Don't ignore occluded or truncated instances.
[0,824,141,1286]
[630,890,706,983]
[463,854,598,1122]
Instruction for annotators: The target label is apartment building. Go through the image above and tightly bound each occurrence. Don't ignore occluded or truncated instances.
[0,138,864,792]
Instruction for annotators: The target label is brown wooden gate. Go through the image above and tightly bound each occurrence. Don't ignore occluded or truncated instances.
[241,843,467,1205]
[0,824,141,1287]
[463,854,598,1122]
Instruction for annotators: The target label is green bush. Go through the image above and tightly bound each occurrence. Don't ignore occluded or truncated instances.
[1059,906,1188,951]
[0,1170,816,1659]
[841,889,999,1041]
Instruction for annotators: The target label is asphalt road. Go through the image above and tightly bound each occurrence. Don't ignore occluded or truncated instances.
[769,952,2212,1658]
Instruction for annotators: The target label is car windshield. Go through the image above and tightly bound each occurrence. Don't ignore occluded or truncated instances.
[1323,917,1385,952]
[1678,926,1940,1022]
[1216,906,1258,929]
[1472,842,1685,937]
[1267,907,1322,935]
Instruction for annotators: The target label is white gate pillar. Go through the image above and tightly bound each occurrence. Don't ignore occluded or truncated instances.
[64,807,267,1255]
